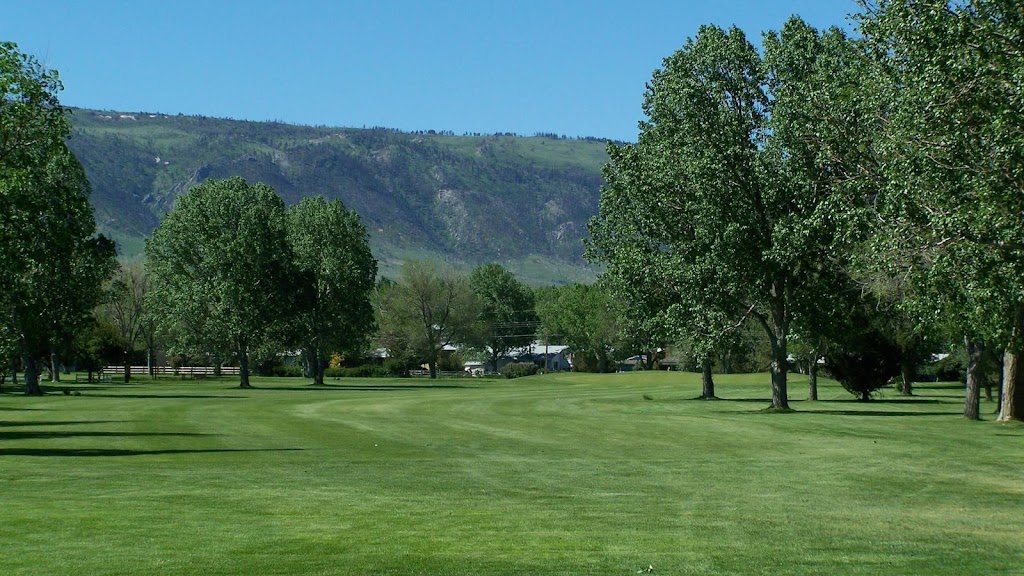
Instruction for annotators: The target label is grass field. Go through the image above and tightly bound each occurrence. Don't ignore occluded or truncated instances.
[1,372,1021,575]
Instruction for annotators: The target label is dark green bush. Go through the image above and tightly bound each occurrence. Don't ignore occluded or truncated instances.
[825,335,902,401]
[267,365,303,378]
[325,365,389,378]
[437,353,466,373]
[500,362,539,379]
[383,357,413,376]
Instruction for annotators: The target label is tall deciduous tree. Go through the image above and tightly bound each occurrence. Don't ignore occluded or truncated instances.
[374,262,480,379]
[288,197,377,386]
[859,0,1024,421]
[100,262,149,382]
[2,145,116,394]
[469,263,537,372]
[2,42,116,394]
[535,284,620,373]
[589,20,876,409]
[145,177,294,388]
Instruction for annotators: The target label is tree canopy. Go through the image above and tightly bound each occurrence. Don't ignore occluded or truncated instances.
[469,263,537,372]
[589,19,876,408]
[536,283,620,373]
[145,177,294,388]
[858,0,1024,420]
[374,262,481,378]
[288,196,378,385]
[1,43,116,394]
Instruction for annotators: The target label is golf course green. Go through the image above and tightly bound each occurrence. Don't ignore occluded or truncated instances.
[1,371,1020,575]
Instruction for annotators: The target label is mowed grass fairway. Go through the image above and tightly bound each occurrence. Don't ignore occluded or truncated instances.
[1,372,1021,575]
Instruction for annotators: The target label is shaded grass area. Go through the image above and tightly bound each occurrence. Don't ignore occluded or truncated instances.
[0,372,1020,575]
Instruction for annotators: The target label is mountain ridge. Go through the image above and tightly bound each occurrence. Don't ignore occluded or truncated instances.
[67,108,611,284]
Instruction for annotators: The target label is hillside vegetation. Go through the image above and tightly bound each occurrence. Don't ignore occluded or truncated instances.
[68,109,611,284]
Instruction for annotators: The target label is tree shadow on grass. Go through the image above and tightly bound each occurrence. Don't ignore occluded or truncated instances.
[797,409,956,417]
[693,397,771,403]
[826,397,948,404]
[0,431,217,440]
[0,447,304,457]
[0,420,131,428]
[83,394,249,399]
[256,384,476,391]
[914,382,966,390]
[46,384,144,392]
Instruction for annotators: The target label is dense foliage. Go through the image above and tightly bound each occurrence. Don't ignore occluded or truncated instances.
[588,19,876,408]
[374,262,481,379]
[145,177,296,388]
[859,0,1024,420]
[288,197,378,385]
[500,362,539,379]
[469,263,538,372]
[0,42,117,394]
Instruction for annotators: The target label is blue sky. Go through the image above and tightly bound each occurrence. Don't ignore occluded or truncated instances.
[3,0,858,142]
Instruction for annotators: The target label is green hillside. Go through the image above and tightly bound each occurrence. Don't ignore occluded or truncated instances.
[67,109,612,284]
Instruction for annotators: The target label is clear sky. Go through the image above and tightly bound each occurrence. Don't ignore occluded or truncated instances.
[3,0,859,142]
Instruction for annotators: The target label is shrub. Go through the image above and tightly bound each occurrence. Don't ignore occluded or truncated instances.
[825,335,902,401]
[267,365,303,378]
[437,353,466,373]
[383,357,413,377]
[501,362,539,379]
[325,365,389,378]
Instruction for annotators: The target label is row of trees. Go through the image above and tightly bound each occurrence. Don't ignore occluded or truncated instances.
[0,39,613,389]
[587,2,1024,420]
[144,177,377,387]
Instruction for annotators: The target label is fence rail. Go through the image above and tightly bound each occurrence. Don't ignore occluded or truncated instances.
[407,370,472,378]
[102,365,241,377]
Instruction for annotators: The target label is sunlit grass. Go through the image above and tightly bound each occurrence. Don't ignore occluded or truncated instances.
[1,372,1019,575]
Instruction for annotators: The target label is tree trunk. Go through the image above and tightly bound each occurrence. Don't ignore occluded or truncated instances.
[491,349,500,373]
[123,350,132,383]
[44,354,54,382]
[808,357,819,401]
[428,359,437,379]
[998,306,1024,422]
[760,312,790,410]
[50,350,60,382]
[313,349,325,386]
[1000,348,1023,422]
[985,371,995,402]
[964,336,983,421]
[701,360,716,399]
[597,348,608,373]
[23,353,42,396]
[301,348,314,379]
[900,361,914,396]
[238,345,252,388]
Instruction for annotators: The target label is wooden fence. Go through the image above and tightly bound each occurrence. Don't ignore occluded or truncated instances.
[102,365,241,378]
